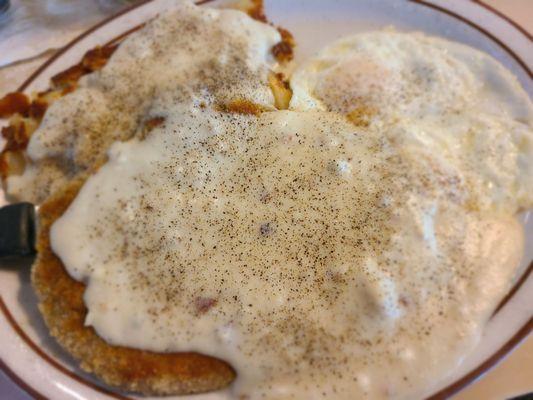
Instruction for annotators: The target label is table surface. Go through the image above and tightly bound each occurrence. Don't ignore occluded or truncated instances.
[0,0,531,399]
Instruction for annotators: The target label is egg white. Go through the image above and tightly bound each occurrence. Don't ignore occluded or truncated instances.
[290,31,533,213]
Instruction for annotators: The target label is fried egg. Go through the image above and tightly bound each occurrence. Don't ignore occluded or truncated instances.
[290,32,533,213]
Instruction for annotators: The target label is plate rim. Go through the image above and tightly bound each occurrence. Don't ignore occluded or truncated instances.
[1,0,532,399]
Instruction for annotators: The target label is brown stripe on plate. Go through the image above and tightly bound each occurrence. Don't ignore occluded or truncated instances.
[1,0,532,399]
[0,357,48,400]
[427,317,533,400]
[495,260,533,314]
[473,0,532,41]
[409,0,532,79]
[17,0,155,93]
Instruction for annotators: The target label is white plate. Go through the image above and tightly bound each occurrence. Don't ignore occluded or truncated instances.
[0,1,531,399]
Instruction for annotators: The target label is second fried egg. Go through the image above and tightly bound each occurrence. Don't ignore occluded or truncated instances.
[290,31,533,213]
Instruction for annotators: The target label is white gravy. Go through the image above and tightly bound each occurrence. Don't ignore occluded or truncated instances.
[52,104,524,399]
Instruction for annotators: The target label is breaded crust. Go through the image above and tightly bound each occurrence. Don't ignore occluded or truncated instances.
[32,178,236,396]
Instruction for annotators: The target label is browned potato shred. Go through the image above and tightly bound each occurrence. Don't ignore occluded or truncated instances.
[0,92,30,118]
[28,99,49,120]
[268,72,292,110]
[1,125,26,152]
[51,44,119,90]
[236,0,295,62]
[272,27,295,62]
[82,44,119,71]
[246,0,267,22]
[218,98,264,115]
[50,64,87,89]
[0,151,25,178]
[0,43,118,181]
